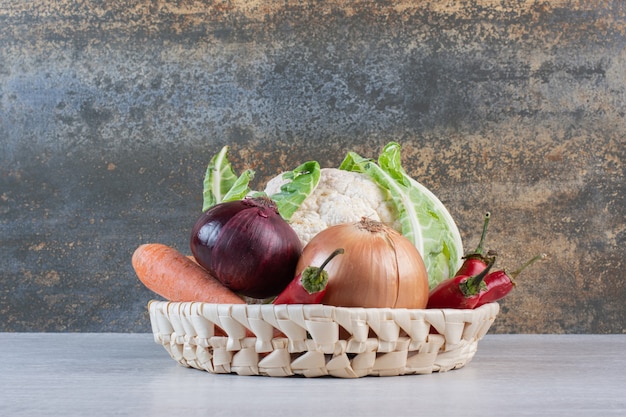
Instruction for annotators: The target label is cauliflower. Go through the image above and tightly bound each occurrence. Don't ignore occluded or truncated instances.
[264,168,401,245]
[204,142,463,289]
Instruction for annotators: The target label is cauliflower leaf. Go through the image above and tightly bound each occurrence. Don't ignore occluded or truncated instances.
[202,145,254,211]
[340,142,463,288]
[268,161,321,221]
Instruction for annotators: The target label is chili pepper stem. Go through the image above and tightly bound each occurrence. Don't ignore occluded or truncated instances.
[460,257,496,297]
[301,248,345,294]
[474,212,491,256]
[509,253,548,280]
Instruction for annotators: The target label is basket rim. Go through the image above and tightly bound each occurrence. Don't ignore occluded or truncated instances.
[148,299,498,313]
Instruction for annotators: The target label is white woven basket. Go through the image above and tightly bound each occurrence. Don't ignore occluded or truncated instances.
[149,300,499,378]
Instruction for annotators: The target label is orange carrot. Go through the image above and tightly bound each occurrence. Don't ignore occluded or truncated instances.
[132,243,245,304]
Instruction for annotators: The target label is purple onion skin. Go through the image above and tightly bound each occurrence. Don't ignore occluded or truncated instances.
[190,197,302,299]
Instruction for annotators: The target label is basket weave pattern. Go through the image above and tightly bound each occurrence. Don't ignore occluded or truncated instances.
[149,301,499,378]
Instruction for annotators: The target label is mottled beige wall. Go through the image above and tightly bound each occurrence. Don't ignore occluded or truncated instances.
[1,1,624,333]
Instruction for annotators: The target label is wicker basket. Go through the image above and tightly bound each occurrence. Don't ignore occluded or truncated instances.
[149,300,499,378]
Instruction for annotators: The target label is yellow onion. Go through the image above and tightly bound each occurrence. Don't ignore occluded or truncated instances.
[295,218,429,309]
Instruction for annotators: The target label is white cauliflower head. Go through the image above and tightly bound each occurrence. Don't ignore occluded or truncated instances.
[264,168,401,245]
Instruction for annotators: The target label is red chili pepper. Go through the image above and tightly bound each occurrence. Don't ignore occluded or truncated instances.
[455,212,497,277]
[427,257,495,309]
[273,248,344,304]
[475,253,547,307]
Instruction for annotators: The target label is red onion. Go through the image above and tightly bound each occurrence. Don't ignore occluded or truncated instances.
[190,196,302,299]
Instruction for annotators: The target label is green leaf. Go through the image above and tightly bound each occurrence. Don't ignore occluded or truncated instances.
[269,160,321,221]
[222,169,255,202]
[202,146,254,212]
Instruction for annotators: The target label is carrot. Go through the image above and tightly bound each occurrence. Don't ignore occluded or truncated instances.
[132,243,245,304]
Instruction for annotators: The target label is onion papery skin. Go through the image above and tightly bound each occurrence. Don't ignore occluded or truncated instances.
[296,219,429,309]
[190,197,303,299]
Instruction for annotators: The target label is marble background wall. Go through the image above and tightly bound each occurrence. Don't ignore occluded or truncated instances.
[1,1,624,333]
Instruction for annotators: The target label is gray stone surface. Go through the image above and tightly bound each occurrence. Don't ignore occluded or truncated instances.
[1,1,624,332]
[2,334,625,416]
